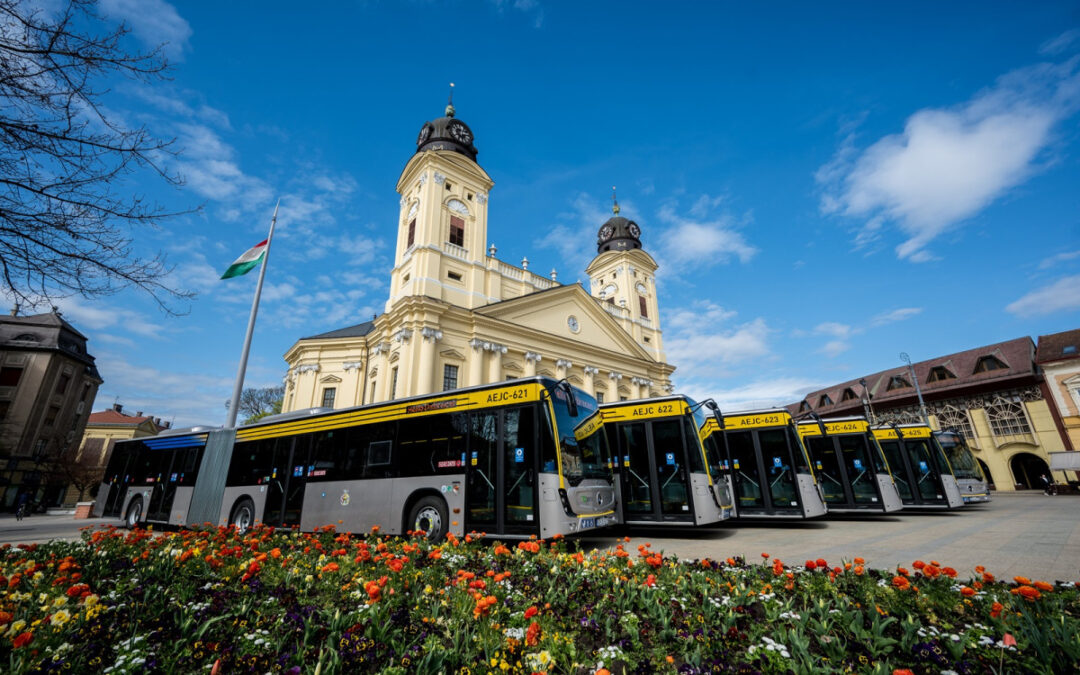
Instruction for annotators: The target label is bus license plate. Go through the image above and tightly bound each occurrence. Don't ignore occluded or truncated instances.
[581,518,595,529]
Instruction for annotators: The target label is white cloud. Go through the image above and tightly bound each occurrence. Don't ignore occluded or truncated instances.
[819,340,850,358]
[814,322,853,339]
[656,197,757,267]
[819,58,1080,260]
[93,352,233,427]
[677,377,822,413]
[54,299,166,339]
[1039,249,1080,270]
[1041,29,1080,56]
[665,317,771,380]
[99,0,192,58]
[1005,275,1080,317]
[870,307,923,326]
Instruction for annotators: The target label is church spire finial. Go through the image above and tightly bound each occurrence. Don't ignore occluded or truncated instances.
[611,186,620,215]
[445,82,455,118]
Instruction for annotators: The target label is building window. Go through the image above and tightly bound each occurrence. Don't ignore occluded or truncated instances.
[798,400,811,413]
[443,364,459,391]
[407,219,416,248]
[985,397,1032,437]
[886,376,911,391]
[818,394,833,407]
[0,400,9,420]
[390,367,398,400]
[0,366,23,387]
[56,373,71,395]
[937,404,975,439]
[321,387,336,408]
[638,296,648,318]
[619,396,628,402]
[596,391,604,403]
[974,355,1008,373]
[80,382,92,402]
[841,387,857,401]
[449,216,465,247]
[927,366,956,382]
[44,405,60,427]
[447,271,462,281]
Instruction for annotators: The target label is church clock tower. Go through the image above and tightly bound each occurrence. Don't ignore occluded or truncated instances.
[584,198,665,363]
[387,96,495,312]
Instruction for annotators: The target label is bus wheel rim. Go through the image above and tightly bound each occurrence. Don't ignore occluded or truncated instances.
[415,506,442,536]
[236,506,251,531]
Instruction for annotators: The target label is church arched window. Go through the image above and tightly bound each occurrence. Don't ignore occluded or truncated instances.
[985,397,1032,437]
[936,404,975,439]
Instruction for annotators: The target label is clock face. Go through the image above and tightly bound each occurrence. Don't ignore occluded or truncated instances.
[598,225,615,241]
[567,315,580,333]
[417,124,432,146]
[448,121,473,144]
[628,223,641,238]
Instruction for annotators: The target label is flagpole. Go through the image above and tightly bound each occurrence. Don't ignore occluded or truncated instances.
[227,199,279,428]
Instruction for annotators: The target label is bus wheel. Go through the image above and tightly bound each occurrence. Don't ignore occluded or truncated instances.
[124,498,143,530]
[230,499,255,533]
[408,496,448,541]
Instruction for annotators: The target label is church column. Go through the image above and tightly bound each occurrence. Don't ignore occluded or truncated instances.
[369,343,390,403]
[468,339,485,386]
[608,371,622,402]
[556,359,572,381]
[295,365,320,408]
[583,366,599,397]
[343,360,364,406]
[524,352,542,377]
[487,342,507,382]
[390,329,413,397]
[417,327,442,395]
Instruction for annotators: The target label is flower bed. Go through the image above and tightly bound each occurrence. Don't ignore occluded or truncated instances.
[1,525,1077,673]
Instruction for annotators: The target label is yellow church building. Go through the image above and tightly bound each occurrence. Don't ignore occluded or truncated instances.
[281,102,674,412]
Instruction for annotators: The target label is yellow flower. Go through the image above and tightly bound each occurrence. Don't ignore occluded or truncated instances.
[50,609,71,627]
[83,594,99,608]
[52,596,68,608]
[423,585,434,594]
[7,619,26,636]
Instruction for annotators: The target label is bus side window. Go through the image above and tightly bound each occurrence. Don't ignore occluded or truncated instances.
[538,404,559,473]
[341,421,395,479]
[368,440,392,468]
[308,430,340,481]
[397,412,468,477]
[680,418,706,472]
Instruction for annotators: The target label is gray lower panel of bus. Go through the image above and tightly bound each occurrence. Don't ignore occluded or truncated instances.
[958,480,991,504]
[92,483,109,518]
[799,474,828,518]
[692,472,725,525]
[116,486,196,526]
[537,475,617,538]
[823,474,904,514]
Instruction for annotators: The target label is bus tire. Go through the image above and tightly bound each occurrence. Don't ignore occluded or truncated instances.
[230,498,255,533]
[408,495,448,541]
[124,498,143,530]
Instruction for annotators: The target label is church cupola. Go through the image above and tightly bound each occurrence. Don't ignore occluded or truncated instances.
[415,84,478,162]
[596,191,642,253]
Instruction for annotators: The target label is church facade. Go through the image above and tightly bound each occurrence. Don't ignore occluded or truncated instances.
[281,103,674,412]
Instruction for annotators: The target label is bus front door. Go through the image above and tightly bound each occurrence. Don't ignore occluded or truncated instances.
[466,407,538,536]
[615,419,694,523]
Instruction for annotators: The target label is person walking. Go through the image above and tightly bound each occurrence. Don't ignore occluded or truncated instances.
[1040,473,1054,496]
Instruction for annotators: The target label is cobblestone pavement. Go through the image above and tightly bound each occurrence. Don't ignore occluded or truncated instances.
[1,492,1076,582]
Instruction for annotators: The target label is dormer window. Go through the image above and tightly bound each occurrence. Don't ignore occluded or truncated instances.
[974,355,1008,373]
[886,376,911,391]
[798,400,812,413]
[818,394,833,406]
[927,366,956,382]
[449,216,464,247]
[841,388,857,401]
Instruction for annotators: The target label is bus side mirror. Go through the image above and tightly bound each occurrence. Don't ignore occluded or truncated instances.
[705,400,725,430]
[559,380,579,417]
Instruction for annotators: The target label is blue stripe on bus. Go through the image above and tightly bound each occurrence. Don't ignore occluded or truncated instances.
[144,436,207,449]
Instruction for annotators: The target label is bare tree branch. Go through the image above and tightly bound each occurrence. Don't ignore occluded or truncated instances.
[0,0,196,315]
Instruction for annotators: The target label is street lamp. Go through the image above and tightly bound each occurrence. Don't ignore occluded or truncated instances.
[859,378,876,424]
[900,352,929,425]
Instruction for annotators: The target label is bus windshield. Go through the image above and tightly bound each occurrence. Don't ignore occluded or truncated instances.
[550,386,610,486]
[935,433,983,481]
[689,402,724,479]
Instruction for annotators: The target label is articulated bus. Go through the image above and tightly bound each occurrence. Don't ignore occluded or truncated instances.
[93,377,617,540]
[796,417,903,514]
[599,396,733,526]
[933,430,991,504]
[701,409,828,519]
[871,424,964,509]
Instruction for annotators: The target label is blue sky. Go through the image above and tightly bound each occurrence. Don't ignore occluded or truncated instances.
[39,1,1080,426]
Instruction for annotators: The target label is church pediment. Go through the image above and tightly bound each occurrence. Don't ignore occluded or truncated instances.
[319,375,342,384]
[440,348,465,360]
[475,284,653,361]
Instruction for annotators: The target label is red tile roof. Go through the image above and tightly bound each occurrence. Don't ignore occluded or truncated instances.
[87,409,155,426]
[789,336,1037,416]
[1036,328,1080,364]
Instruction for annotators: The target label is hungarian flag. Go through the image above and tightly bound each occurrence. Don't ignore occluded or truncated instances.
[221,239,268,279]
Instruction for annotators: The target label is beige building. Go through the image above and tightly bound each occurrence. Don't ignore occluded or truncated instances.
[1035,328,1080,456]
[65,404,170,504]
[282,103,674,411]
[0,310,102,509]
[791,337,1069,491]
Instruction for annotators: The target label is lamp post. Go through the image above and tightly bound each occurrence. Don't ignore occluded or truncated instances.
[900,352,929,425]
[859,378,876,424]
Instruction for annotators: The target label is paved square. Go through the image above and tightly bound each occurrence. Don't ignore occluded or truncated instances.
[583,492,1080,582]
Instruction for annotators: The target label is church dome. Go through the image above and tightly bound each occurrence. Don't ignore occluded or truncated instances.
[415,100,478,162]
[596,214,642,253]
